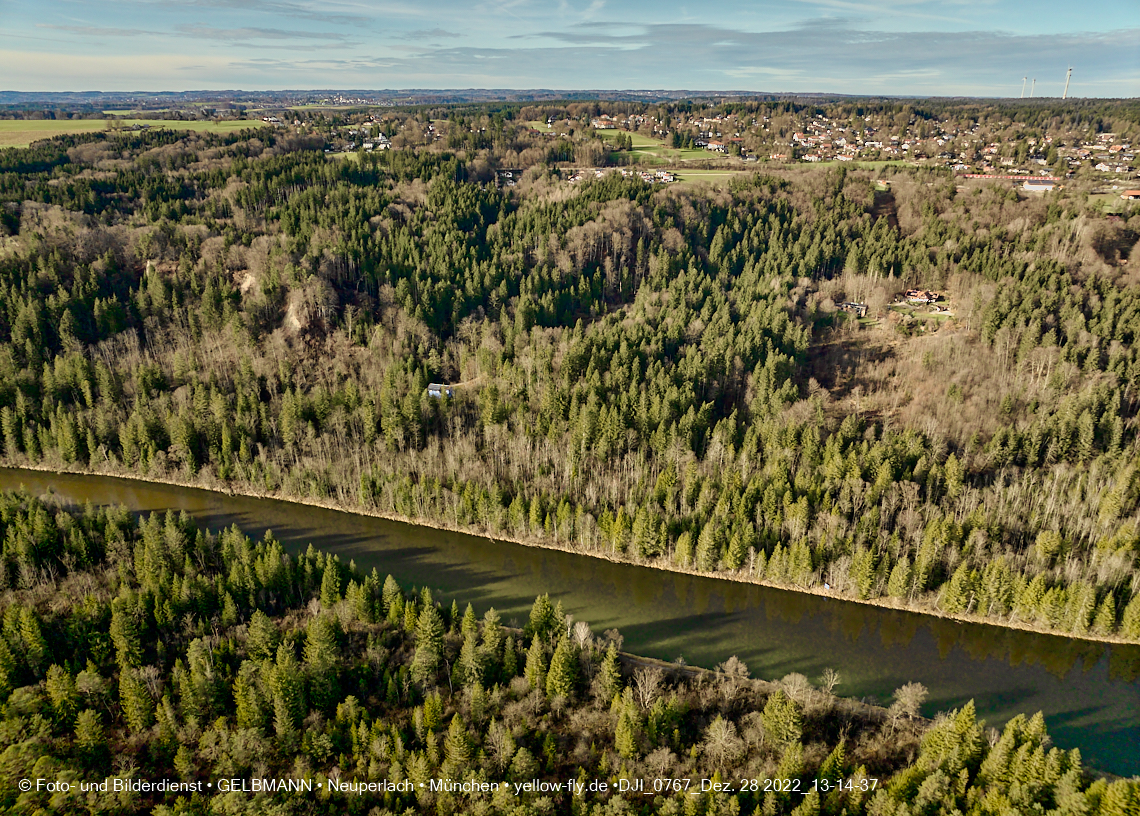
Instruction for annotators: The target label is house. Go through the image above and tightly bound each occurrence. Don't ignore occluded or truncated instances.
[839,302,868,318]
[427,384,454,398]
[905,289,939,304]
[1121,190,1140,200]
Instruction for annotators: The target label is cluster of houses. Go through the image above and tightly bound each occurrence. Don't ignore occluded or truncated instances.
[837,290,951,321]
[566,168,676,184]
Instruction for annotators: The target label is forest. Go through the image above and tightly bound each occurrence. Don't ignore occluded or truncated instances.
[1,491,1138,815]
[0,109,1138,648]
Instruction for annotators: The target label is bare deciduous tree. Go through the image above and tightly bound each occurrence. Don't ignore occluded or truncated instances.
[819,668,841,696]
[633,666,665,710]
[572,620,592,649]
[716,655,750,703]
[702,715,744,770]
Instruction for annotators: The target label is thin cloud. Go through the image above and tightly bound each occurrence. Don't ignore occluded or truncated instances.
[399,28,463,40]
[175,24,356,42]
[37,23,167,37]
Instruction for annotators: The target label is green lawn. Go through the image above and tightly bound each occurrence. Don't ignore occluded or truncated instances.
[596,130,662,149]
[673,170,752,186]
[0,119,269,148]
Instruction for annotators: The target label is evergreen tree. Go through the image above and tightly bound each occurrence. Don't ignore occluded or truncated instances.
[524,636,548,690]
[271,643,305,744]
[411,601,445,684]
[46,664,79,725]
[247,610,279,661]
[526,594,559,641]
[119,667,154,733]
[598,641,622,702]
[545,636,578,699]
[760,690,802,746]
[110,599,142,669]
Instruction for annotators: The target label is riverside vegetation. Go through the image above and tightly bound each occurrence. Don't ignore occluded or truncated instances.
[1,492,1138,815]
[0,113,1139,647]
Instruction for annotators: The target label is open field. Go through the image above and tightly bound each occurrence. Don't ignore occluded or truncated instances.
[674,170,752,185]
[597,130,748,167]
[0,118,268,148]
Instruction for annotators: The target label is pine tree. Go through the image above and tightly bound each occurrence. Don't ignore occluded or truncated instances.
[119,667,154,733]
[382,574,403,619]
[526,594,558,641]
[614,703,640,758]
[444,714,471,768]
[304,614,340,710]
[817,738,846,786]
[1092,594,1117,636]
[598,641,622,702]
[941,561,975,615]
[75,708,106,760]
[320,562,342,608]
[271,643,305,744]
[1121,593,1140,639]
[761,690,802,746]
[481,607,504,674]
[411,601,444,684]
[234,661,267,730]
[46,664,79,725]
[545,636,578,699]
[461,603,479,639]
[110,599,142,669]
[457,632,482,687]
[524,636,548,690]
[247,610,279,661]
[695,522,721,571]
[502,636,520,678]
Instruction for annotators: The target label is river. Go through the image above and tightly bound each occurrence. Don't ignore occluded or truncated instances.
[2,467,1138,776]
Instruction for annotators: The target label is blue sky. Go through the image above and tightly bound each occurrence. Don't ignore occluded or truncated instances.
[1,0,1137,95]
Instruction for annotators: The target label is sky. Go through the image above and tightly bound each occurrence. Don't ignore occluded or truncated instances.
[1,0,1138,95]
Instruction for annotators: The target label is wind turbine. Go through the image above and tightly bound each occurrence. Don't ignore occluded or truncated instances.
[1030,78,1036,98]
[1063,67,1072,99]
[1021,77,1027,98]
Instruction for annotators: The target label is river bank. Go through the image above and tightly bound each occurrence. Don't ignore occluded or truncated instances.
[3,459,1135,648]
[3,461,1138,777]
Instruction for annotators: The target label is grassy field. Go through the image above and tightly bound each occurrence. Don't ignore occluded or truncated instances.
[673,170,752,186]
[0,119,269,149]
[596,130,747,167]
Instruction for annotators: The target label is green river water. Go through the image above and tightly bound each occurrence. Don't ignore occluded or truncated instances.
[2,467,1138,777]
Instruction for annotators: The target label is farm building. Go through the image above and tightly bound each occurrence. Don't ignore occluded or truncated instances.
[427,384,454,398]
[905,289,940,304]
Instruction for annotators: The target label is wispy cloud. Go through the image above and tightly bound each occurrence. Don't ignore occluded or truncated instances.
[4,0,1139,93]
[38,23,167,37]
[175,24,356,42]
[399,28,462,40]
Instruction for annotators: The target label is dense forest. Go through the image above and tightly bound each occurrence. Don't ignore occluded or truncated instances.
[1,491,1138,815]
[0,116,1139,647]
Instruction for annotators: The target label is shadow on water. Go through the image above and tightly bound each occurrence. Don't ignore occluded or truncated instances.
[4,467,1140,777]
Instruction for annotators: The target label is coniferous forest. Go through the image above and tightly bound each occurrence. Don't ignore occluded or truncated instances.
[0,491,1137,815]
[2,115,1140,641]
[1,98,1140,812]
